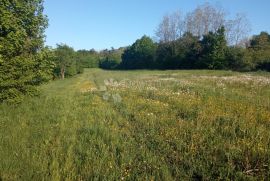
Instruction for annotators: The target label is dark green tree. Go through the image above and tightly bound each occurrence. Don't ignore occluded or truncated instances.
[180,33,202,69]
[226,47,253,71]
[99,47,124,69]
[0,0,52,103]
[199,26,228,69]
[250,32,270,50]
[76,49,99,68]
[54,44,79,79]
[176,32,201,69]
[156,32,201,69]
[156,42,176,69]
[249,32,270,71]
[121,36,157,69]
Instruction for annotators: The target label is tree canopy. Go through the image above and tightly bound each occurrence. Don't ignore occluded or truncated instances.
[0,0,53,103]
[199,26,227,69]
[121,36,157,69]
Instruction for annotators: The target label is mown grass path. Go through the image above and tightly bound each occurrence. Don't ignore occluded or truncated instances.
[0,69,270,180]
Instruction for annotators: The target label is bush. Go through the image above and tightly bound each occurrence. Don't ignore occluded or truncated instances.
[99,58,120,69]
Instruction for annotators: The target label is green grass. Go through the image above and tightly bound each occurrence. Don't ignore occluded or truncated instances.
[0,68,270,180]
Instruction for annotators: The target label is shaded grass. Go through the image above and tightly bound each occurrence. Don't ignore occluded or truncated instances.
[0,68,270,180]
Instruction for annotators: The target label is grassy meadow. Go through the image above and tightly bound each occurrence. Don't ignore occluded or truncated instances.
[0,68,270,180]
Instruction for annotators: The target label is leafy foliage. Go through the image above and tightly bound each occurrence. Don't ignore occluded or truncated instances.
[0,0,53,103]
[53,44,83,79]
[198,27,228,69]
[121,36,157,69]
[115,28,269,72]
[76,49,99,68]
[226,47,254,71]
[249,32,270,71]
[156,32,201,69]
[99,48,124,69]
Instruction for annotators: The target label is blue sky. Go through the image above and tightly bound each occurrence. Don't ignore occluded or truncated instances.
[44,0,270,50]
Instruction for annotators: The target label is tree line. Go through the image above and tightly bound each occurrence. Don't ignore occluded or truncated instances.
[116,31,270,71]
[103,3,270,71]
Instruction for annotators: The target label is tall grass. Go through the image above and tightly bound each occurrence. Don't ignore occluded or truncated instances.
[0,68,269,180]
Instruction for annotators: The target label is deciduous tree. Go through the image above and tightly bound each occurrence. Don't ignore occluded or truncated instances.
[0,0,51,103]
[225,13,251,46]
[185,3,225,38]
[121,36,157,69]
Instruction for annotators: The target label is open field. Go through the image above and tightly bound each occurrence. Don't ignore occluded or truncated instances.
[0,68,270,180]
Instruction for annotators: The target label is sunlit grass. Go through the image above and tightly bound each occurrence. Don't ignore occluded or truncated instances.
[0,68,269,180]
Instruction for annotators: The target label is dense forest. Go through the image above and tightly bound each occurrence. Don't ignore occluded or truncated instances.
[0,1,270,103]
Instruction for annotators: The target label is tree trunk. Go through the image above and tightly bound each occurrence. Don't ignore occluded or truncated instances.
[60,67,65,79]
